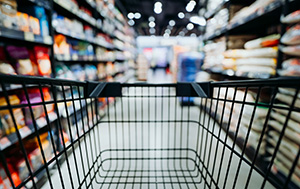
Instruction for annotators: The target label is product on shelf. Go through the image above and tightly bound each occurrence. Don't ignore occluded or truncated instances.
[244,34,280,49]
[0,95,25,136]
[229,0,278,26]
[203,37,226,70]
[223,47,278,58]
[34,46,52,76]
[281,24,300,45]
[84,64,97,81]
[70,64,86,81]
[268,88,300,188]
[0,0,18,29]
[281,10,300,24]
[279,58,300,76]
[0,163,21,188]
[97,63,106,79]
[55,62,76,80]
[280,45,300,57]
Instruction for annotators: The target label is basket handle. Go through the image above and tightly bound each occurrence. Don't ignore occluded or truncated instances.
[176,82,211,98]
[86,82,122,98]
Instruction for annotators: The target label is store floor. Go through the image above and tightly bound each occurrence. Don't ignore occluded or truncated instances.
[42,71,274,189]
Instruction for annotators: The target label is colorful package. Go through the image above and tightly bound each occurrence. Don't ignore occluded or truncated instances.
[34,46,52,76]
[16,12,30,32]
[0,0,18,29]
[0,163,21,188]
[29,16,40,35]
[0,95,25,135]
[244,34,280,49]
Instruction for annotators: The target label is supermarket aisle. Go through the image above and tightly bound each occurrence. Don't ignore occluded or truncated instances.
[43,84,274,189]
[147,69,173,83]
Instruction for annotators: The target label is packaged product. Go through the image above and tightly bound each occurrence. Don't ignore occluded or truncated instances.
[281,10,300,24]
[281,24,300,45]
[280,45,300,57]
[55,63,76,80]
[0,0,18,29]
[33,46,52,76]
[29,16,40,35]
[0,62,16,75]
[244,34,280,49]
[6,46,35,75]
[70,64,85,81]
[16,12,30,32]
[84,64,97,81]
[234,58,277,67]
[0,95,25,135]
[224,47,278,58]
[0,163,21,188]
[27,6,49,36]
[236,65,276,75]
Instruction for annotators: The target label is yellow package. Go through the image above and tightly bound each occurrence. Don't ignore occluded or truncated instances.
[16,12,30,32]
[0,95,25,135]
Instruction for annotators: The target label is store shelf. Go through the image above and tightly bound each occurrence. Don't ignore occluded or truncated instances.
[0,26,53,45]
[204,1,282,41]
[25,0,51,10]
[54,29,115,50]
[53,0,98,30]
[0,112,58,150]
[205,0,228,19]
[55,55,115,63]
[204,68,273,80]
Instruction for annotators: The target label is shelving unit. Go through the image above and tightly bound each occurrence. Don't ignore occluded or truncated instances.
[203,1,300,188]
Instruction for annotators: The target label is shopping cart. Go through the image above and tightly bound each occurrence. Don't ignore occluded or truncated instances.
[0,74,299,189]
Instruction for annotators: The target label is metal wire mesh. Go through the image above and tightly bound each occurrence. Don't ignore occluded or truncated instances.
[0,75,299,189]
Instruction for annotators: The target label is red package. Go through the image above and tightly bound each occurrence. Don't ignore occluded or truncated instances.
[34,46,52,76]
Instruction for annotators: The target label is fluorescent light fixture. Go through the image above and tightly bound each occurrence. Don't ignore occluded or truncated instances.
[149,21,156,28]
[128,19,135,26]
[134,12,141,19]
[178,12,185,19]
[186,0,196,12]
[148,16,155,22]
[165,29,171,34]
[127,12,134,19]
[189,16,206,26]
[169,20,176,27]
[186,23,194,30]
[163,33,170,38]
[149,28,156,34]
[154,1,162,14]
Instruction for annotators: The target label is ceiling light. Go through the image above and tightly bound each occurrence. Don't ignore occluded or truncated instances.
[149,16,155,22]
[163,33,170,38]
[165,29,171,34]
[149,21,156,28]
[128,19,135,26]
[149,28,156,34]
[169,20,176,27]
[178,12,185,19]
[154,7,162,14]
[189,16,206,26]
[186,0,196,12]
[186,23,194,30]
[134,12,141,19]
[127,12,134,19]
[154,1,162,14]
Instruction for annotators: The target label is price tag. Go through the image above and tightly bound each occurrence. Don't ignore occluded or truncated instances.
[19,126,31,138]
[0,137,11,150]
[24,32,35,42]
[43,36,53,44]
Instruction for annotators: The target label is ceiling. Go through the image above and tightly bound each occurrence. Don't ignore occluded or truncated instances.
[116,0,207,36]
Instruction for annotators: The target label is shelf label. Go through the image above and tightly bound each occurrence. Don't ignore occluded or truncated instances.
[43,36,53,44]
[19,126,31,138]
[24,32,35,42]
[0,137,11,150]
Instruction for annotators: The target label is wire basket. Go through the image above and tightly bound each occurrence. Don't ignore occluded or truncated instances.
[0,74,299,189]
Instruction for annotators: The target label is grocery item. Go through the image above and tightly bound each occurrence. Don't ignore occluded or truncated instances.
[280,45,300,57]
[244,34,280,49]
[16,12,30,32]
[29,16,40,35]
[0,0,18,29]
[281,10,300,24]
[6,46,35,75]
[34,46,52,76]
[84,64,97,81]
[236,65,276,75]
[0,163,21,188]
[281,24,300,45]
[70,64,85,81]
[279,58,300,76]
[0,95,25,135]
[223,47,278,58]
[0,62,16,74]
